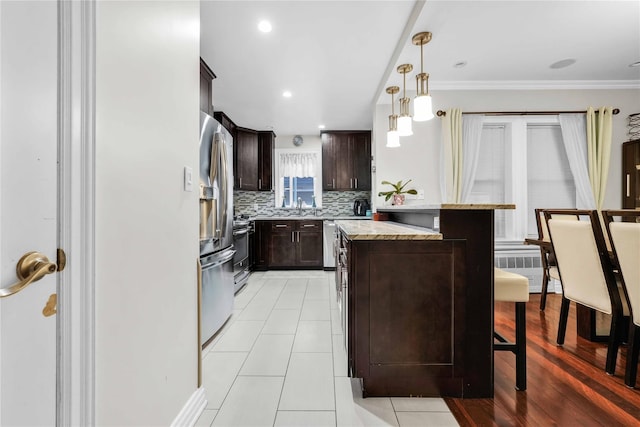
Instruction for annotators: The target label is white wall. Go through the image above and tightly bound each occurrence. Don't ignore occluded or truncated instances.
[275,134,323,150]
[373,88,640,210]
[95,1,200,425]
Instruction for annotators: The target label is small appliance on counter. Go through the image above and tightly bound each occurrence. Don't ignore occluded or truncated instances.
[353,199,370,216]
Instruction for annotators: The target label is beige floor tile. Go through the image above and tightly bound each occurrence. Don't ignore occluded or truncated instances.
[279,352,335,410]
[201,352,248,409]
[300,299,331,320]
[239,334,294,376]
[391,397,450,412]
[262,309,301,334]
[210,320,264,352]
[212,376,284,426]
[334,377,398,426]
[274,410,336,426]
[395,411,459,427]
[292,320,332,352]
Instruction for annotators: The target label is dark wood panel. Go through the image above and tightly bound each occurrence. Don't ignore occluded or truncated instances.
[268,230,296,267]
[257,131,274,191]
[296,229,323,267]
[447,293,640,426]
[321,133,336,190]
[236,128,259,190]
[352,132,371,190]
[351,239,467,397]
[622,139,640,209]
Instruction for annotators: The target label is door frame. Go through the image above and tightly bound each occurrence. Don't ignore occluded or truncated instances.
[57,1,95,424]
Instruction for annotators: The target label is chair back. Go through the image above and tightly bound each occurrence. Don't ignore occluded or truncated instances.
[536,209,579,243]
[545,210,620,314]
[603,210,640,327]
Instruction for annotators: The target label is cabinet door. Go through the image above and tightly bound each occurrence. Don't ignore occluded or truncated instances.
[335,134,353,190]
[623,140,640,209]
[351,132,371,190]
[268,221,296,267]
[236,128,259,190]
[322,133,337,190]
[258,131,274,191]
[199,59,215,115]
[296,221,323,267]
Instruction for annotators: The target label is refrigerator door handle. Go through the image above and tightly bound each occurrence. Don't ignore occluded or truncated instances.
[219,133,229,242]
[201,248,236,269]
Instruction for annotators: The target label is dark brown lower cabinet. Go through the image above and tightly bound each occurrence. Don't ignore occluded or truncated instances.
[344,237,467,397]
[254,220,323,269]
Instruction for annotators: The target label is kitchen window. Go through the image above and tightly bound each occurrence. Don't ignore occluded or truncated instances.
[275,150,322,208]
[469,116,577,242]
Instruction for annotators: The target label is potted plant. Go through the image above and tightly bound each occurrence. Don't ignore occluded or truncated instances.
[378,179,417,206]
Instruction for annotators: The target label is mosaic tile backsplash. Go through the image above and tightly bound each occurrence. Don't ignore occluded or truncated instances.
[234,190,371,217]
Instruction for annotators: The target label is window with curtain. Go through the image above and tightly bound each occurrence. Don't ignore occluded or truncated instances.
[469,116,577,241]
[275,150,322,208]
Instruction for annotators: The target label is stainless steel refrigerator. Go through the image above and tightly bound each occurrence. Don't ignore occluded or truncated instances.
[199,111,235,346]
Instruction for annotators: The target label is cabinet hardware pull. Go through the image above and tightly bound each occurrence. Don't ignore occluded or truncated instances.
[350,178,353,188]
[355,178,358,188]
[332,179,335,188]
[627,174,630,198]
[239,177,242,187]
[302,224,315,227]
[297,231,300,242]
[291,232,295,243]
[275,224,287,228]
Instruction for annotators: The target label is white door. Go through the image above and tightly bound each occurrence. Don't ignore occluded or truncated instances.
[0,1,59,425]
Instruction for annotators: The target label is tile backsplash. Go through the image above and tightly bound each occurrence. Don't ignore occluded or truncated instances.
[234,190,371,217]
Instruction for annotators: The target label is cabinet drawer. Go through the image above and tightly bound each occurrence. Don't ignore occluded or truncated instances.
[297,220,322,230]
[270,221,294,231]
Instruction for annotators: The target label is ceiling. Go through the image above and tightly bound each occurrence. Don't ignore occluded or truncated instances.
[200,0,640,136]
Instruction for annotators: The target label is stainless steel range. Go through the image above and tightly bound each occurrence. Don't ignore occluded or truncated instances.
[232,216,251,294]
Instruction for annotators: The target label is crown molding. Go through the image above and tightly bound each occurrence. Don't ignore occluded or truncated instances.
[430,80,640,91]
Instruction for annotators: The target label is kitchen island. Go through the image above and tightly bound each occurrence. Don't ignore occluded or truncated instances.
[337,203,514,398]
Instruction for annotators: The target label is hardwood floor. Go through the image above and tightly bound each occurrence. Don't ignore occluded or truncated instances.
[446,293,640,426]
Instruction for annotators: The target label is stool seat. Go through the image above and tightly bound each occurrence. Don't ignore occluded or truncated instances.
[495,268,530,302]
[493,267,528,391]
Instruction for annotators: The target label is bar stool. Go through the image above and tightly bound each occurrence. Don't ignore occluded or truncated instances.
[494,268,529,391]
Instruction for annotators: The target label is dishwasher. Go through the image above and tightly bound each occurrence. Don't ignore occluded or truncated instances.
[323,219,336,270]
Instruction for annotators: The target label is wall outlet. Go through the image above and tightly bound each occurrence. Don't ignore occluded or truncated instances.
[183,166,193,192]
[417,189,425,200]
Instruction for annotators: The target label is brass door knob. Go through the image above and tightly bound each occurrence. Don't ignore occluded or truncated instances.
[0,251,57,298]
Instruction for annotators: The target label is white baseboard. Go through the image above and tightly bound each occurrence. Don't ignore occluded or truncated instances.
[171,387,207,427]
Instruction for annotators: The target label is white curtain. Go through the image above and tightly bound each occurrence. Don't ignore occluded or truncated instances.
[279,152,317,178]
[559,114,596,209]
[460,115,484,203]
[587,106,614,209]
[440,108,462,203]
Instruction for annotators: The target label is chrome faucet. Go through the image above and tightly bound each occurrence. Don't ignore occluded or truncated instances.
[297,197,302,215]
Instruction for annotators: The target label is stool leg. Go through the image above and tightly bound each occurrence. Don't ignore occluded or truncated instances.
[625,323,640,387]
[515,302,527,391]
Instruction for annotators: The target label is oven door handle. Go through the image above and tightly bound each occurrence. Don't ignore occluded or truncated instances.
[233,228,249,236]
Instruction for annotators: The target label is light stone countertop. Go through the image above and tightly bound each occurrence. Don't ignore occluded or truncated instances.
[335,220,442,241]
[252,216,371,221]
[377,203,515,211]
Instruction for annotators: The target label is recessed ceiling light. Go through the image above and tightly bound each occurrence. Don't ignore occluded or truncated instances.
[550,58,576,69]
[453,61,467,68]
[282,91,292,98]
[630,61,640,68]
[318,124,326,129]
[258,20,272,33]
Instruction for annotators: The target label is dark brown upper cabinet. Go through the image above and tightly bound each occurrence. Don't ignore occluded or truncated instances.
[321,131,371,191]
[235,128,274,191]
[199,58,216,115]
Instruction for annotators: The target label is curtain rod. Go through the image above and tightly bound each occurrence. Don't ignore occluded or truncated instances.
[436,108,620,117]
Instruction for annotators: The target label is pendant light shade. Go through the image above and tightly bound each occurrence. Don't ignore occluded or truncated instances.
[397,64,413,136]
[385,86,401,147]
[412,32,434,122]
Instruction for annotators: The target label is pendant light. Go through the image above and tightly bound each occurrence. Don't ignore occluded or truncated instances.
[412,31,434,121]
[385,86,400,148]
[396,64,413,136]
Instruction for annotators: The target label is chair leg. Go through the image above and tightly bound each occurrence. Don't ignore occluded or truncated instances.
[605,313,624,375]
[539,267,549,311]
[557,297,570,345]
[515,302,527,391]
[625,323,640,388]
